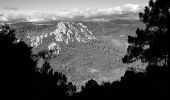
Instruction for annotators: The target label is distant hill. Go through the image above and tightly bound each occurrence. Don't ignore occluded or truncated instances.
[12,19,144,39]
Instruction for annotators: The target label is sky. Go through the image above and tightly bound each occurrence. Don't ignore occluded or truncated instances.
[0,0,148,11]
[0,0,149,22]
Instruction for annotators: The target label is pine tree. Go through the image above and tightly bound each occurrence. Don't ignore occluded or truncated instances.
[122,0,169,66]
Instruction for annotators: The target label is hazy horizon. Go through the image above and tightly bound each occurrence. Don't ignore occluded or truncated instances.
[0,0,149,22]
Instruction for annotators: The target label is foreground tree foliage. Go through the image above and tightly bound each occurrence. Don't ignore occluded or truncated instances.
[123,0,169,66]
[0,24,72,99]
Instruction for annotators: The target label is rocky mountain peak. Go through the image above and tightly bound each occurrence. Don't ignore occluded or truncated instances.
[26,21,96,54]
[50,21,96,44]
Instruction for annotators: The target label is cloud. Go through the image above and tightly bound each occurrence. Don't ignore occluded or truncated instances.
[3,6,19,11]
[0,4,144,22]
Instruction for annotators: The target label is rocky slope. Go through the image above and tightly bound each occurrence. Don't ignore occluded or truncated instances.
[25,21,96,53]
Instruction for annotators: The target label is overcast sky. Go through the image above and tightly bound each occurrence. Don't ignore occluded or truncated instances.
[0,0,148,11]
[0,0,149,22]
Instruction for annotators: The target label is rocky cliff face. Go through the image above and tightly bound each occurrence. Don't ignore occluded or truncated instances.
[26,21,96,53]
[25,21,96,55]
[50,21,96,44]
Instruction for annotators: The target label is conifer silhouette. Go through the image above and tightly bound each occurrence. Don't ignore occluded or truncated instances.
[123,0,169,66]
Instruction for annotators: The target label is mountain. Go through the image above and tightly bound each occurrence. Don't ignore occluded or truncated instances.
[14,21,96,54]
[11,19,144,54]
[48,21,96,44]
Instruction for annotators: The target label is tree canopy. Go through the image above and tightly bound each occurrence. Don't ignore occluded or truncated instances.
[122,0,169,66]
